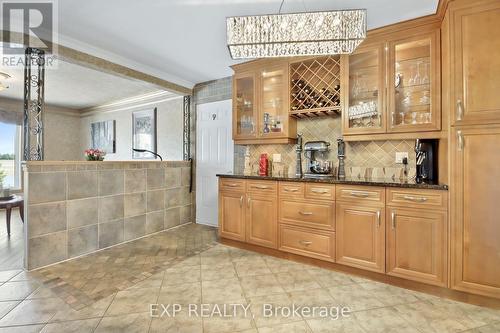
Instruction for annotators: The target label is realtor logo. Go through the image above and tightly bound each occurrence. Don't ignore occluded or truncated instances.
[1,0,57,54]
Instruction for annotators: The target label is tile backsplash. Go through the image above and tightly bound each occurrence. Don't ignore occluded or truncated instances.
[234,116,417,179]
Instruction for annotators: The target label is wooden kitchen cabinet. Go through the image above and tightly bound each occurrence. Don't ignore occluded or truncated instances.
[386,207,447,287]
[336,202,385,273]
[449,0,500,126]
[450,125,500,298]
[232,60,296,144]
[219,190,246,242]
[246,192,278,249]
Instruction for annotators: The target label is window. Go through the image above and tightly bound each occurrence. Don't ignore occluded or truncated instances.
[0,122,21,189]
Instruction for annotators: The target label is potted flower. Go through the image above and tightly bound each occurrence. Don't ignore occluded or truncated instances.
[84,149,106,161]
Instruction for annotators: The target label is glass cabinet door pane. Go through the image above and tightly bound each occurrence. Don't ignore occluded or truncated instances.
[347,49,383,130]
[392,38,432,127]
[235,76,256,137]
[260,68,286,136]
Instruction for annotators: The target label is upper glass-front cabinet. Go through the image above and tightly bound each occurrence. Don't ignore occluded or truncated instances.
[259,65,288,138]
[388,32,441,132]
[233,72,257,139]
[343,45,386,134]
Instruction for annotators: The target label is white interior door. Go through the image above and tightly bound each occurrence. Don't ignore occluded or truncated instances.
[196,99,233,226]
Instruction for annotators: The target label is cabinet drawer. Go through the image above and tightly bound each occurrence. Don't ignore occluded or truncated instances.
[305,183,335,201]
[279,225,335,262]
[280,199,335,230]
[219,178,245,192]
[386,188,447,210]
[279,182,304,198]
[247,180,277,194]
[336,185,385,206]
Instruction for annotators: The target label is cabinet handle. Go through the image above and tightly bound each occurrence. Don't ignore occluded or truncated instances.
[457,130,464,151]
[284,188,298,192]
[226,183,239,187]
[247,197,251,208]
[391,212,396,229]
[456,99,464,121]
[239,196,243,207]
[252,185,269,189]
[299,240,312,246]
[299,211,313,216]
[311,189,328,194]
[377,211,381,227]
[350,191,370,198]
[403,195,428,202]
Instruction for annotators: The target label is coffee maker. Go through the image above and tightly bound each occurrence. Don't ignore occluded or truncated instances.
[304,141,333,177]
[415,139,438,182]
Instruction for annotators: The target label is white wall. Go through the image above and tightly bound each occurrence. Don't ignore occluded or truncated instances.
[80,95,184,161]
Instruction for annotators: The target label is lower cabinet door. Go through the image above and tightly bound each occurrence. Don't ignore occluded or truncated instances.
[246,193,278,248]
[279,224,335,262]
[219,191,245,241]
[336,203,385,273]
[387,207,447,286]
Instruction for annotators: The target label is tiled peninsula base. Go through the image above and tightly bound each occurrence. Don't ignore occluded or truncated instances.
[23,161,194,270]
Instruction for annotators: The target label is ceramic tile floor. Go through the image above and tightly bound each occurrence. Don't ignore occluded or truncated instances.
[0,225,499,332]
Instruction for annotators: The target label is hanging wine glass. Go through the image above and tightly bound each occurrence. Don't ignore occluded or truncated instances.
[413,61,421,86]
[421,62,430,85]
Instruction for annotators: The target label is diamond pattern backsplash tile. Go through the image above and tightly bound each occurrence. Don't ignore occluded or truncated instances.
[234,116,417,179]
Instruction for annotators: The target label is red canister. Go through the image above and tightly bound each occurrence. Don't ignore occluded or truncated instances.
[259,154,269,176]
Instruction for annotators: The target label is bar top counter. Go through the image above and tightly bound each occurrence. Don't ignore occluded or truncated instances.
[217,173,448,190]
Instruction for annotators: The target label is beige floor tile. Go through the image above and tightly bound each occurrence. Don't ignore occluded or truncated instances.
[40,318,100,333]
[0,297,67,327]
[275,270,321,292]
[105,288,159,316]
[229,248,262,262]
[26,287,58,300]
[0,281,40,301]
[150,308,203,333]
[128,272,165,290]
[427,298,500,329]
[162,266,201,286]
[306,267,359,287]
[8,271,39,282]
[202,303,254,333]
[0,271,22,283]
[248,293,302,328]
[358,282,419,306]
[306,315,366,333]
[467,322,500,333]
[393,301,471,333]
[158,282,201,305]
[258,320,312,333]
[263,257,307,274]
[50,294,115,322]
[202,278,245,304]
[288,289,338,311]
[234,259,272,277]
[354,307,420,333]
[201,264,237,281]
[327,284,385,312]
[94,312,151,333]
[240,274,285,298]
[0,324,44,333]
[0,301,19,320]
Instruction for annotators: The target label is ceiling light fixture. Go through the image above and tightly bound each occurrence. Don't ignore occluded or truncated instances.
[0,72,11,92]
[226,2,366,59]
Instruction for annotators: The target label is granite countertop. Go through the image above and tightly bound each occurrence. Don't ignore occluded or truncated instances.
[217,174,448,190]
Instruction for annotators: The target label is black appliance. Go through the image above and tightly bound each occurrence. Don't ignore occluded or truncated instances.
[415,139,438,182]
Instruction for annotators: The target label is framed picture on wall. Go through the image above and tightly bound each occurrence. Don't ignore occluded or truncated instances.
[132,108,157,159]
[90,120,116,153]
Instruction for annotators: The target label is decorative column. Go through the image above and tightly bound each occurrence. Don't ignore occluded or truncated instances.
[182,95,191,161]
[23,48,46,161]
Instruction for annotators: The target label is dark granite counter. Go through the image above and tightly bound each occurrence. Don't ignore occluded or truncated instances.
[217,174,448,190]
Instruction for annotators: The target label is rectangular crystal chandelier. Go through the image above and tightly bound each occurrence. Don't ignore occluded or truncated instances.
[227,9,367,59]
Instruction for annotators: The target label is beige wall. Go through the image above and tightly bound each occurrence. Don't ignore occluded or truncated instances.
[80,95,184,161]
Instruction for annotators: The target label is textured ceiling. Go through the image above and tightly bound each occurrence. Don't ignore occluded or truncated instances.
[54,0,439,85]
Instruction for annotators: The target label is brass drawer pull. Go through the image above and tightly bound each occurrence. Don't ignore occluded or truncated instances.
[457,130,464,151]
[225,183,239,187]
[251,185,269,189]
[376,211,381,227]
[403,195,428,202]
[239,196,243,207]
[247,197,251,208]
[350,191,370,198]
[299,211,313,216]
[311,189,329,194]
[456,99,464,121]
[391,212,396,229]
[284,188,299,192]
[299,240,312,246]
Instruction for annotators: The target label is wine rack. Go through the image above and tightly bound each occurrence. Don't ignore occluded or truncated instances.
[289,56,342,118]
